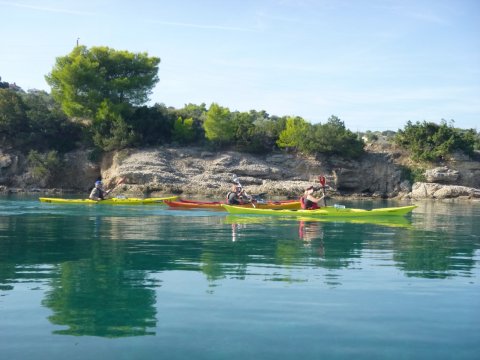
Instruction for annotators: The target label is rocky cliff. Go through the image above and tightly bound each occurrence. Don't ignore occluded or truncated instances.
[1,145,479,200]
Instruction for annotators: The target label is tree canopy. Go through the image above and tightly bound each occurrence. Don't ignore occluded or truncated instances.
[45,46,160,119]
[277,115,364,158]
[8,44,476,163]
[307,116,364,158]
[203,103,235,145]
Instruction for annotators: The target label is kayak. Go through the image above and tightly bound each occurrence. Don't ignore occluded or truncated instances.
[164,198,301,210]
[222,204,417,217]
[39,196,178,205]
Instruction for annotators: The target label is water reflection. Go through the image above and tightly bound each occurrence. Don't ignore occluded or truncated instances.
[412,200,480,233]
[0,199,479,338]
[397,200,480,278]
[42,260,158,337]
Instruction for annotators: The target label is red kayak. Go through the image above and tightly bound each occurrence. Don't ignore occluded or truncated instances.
[164,198,301,210]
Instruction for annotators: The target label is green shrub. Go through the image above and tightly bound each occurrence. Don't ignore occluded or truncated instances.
[394,120,475,161]
[304,116,365,158]
[28,150,63,186]
[0,89,83,152]
[172,117,195,144]
[400,166,426,183]
[91,100,137,151]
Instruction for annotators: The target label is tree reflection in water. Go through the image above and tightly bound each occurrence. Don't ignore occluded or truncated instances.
[1,201,478,338]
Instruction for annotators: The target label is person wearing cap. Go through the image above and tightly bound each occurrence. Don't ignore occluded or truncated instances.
[300,185,325,210]
[89,180,110,201]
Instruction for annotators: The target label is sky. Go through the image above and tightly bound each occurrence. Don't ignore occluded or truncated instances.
[0,0,479,131]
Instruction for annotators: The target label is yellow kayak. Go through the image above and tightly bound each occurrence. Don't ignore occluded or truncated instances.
[39,196,178,205]
[222,204,417,217]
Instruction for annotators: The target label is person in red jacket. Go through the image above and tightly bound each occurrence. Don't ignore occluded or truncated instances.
[300,186,325,209]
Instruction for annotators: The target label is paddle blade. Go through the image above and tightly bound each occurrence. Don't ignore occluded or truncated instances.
[318,175,327,207]
[319,176,326,187]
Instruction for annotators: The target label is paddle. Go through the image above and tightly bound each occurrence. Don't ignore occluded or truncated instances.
[250,192,267,203]
[232,174,256,208]
[105,177,126,198]
[319,175,327,207]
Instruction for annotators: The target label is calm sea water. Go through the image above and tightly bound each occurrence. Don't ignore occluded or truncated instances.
[0,195,479,359]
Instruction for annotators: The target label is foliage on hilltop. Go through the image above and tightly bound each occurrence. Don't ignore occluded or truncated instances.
[0,89,82,152]
[276,115,364,158]
[394,120,477,161]
[2,44,479,166]
[45,46,160,119]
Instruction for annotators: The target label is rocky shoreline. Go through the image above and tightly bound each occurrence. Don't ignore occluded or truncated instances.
[1,145,479,201]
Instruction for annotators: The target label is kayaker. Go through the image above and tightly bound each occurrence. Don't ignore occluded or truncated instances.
[89,180,111,201]
[300,186,325,210]
[227,185,248,205]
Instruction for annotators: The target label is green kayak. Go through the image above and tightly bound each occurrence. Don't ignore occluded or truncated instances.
[39,196,178,205]
[222,204,417,217]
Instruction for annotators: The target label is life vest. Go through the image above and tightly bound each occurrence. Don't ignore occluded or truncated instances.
[89,187,105,200]
[300,196,319,210]
[227,191,240,205]
[300,196,307,209]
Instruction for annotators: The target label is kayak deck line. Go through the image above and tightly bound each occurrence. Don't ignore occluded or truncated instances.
[221,204,417,217]
[39,196,178,205]
[164,198,301,210]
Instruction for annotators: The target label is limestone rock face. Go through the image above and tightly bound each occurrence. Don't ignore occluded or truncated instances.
[0,152,13,168]
[96,147,412,198]
[0,151,19,185]
[333,153,404,197]
[1,145,479,200]
[410,182,480,199]
[98,147,328,197]
[0,149,98,192]
[424,166,459,184]
[60,150,100,190]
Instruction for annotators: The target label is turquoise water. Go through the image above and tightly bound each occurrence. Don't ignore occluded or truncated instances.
[0,196,479,359]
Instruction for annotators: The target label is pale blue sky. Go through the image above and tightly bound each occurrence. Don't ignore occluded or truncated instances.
[1,0,478,131]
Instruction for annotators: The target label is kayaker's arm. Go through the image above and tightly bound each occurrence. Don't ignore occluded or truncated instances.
[306,192,324,205]
[103,178,126,198]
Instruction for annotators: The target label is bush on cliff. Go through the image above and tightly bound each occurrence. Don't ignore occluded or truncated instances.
[394,120,476,161]
[27,150,63,187]
[277,115,364,159]
[0,89,82,153]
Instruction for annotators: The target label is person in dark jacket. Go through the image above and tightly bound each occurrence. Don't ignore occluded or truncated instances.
[89,180,111,200]
[226,185,248,205]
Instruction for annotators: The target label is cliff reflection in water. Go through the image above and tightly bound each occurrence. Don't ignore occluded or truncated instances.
[0,201,479,338]
[394,201,480,278]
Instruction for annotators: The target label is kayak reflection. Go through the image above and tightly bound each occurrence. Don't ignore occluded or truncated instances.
[224,214,413,229]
